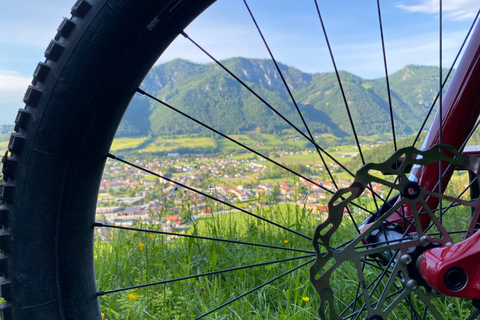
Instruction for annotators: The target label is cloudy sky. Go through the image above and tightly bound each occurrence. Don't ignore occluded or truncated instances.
[0,0,478,125]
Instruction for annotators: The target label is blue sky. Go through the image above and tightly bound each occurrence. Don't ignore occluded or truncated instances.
[0,0,478,125]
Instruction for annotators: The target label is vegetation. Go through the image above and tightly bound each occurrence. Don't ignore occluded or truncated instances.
[95,204,320,319]
[117,60,449,139]
[94,175,478,319]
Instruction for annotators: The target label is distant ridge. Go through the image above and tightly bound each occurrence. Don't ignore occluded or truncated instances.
[119,58,448,138]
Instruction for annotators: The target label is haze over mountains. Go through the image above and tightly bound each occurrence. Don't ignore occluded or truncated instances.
[118,58,446,138]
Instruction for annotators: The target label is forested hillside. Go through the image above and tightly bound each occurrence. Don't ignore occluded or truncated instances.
[118,58,449,139]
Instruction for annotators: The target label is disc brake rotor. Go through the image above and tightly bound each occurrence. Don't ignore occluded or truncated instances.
[309,144,469,320]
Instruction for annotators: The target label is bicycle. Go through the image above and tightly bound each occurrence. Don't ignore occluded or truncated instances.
[1,0,480,319]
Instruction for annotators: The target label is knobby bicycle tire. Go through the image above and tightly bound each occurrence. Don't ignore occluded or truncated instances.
[2,0,480,319]
[0,0,215,318]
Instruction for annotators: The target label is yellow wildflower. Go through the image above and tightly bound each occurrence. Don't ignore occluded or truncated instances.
[139,243,145,249]
[101,312,105,318]
[302,296,310,302]
[128,293,138,301]
[94,252,98,259]
[149,234,153,239]
[283,240,289,244]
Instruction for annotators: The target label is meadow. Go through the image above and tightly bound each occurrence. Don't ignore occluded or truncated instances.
[95,204,320,319]
[94,186,477,319]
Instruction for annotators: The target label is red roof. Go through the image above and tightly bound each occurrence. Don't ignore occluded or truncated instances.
[166,215,179,221]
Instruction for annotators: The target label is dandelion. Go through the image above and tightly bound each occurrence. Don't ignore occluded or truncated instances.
[101,312,105,318]
[128,293,138,301]
[112,222,116,226]
[302,296,310,302]
[149,234,153,239]
[283,240,289,244]
[94,252,98,259]
[139,243,145,249]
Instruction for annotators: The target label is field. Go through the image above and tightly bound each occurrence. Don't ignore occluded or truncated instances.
[110,137,149,151]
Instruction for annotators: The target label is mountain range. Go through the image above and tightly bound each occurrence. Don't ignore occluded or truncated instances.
[118,58,447,138]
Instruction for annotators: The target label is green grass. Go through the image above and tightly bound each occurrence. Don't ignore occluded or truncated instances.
[110,137,148,151]
[110,135,217,154]
[276,154,323,165]
[141,136,216,153]
[95,204,320,319]
[94,192,477,319]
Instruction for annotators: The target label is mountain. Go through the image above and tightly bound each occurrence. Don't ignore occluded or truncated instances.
[117,58,448,138]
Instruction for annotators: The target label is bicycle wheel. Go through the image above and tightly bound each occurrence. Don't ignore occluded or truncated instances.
[0,0,216,318]
[0,0,479,319]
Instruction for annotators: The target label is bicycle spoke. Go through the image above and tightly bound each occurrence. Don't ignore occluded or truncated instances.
[96,254,314,296]
[412,8,480,147]
[313,0,365,166]
[180,31,358,180]
[376,0,396,152]
[194,258,314,319]
[242,0,341,193]
[136,88,333,194]
[107,153,313,241]
[94,222,314,254]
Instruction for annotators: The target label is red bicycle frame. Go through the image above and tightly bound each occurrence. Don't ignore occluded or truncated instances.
[388,22,480,298]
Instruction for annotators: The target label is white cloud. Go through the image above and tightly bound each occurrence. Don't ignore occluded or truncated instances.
[398,0,478,21]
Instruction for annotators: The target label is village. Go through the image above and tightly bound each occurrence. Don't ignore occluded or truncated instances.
[94,148,382,236]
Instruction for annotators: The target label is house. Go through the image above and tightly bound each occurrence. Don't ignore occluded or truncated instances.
[166,215,180,222]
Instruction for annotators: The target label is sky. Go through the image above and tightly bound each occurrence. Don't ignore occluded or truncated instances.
[0,0,478,125]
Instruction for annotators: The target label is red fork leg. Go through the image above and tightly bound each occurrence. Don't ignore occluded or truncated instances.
[415,22,480,298]
[387,21,480,230]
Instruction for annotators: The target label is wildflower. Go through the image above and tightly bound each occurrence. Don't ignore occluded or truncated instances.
[283,240,289,244]
[128,293,138,301]
[149,234,153,239]
[219,156,222,159]
[248,202,252,205]
[101,312,105,318]
[302,296,310,302]
[94,252,98,259]
[266,209,269,212]
[139,243,145,249]
[112,222,116,226]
